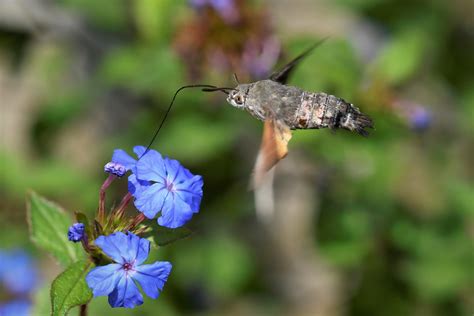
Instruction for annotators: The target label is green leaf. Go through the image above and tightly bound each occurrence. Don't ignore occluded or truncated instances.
[27,191,83,266]
[145,224,193,246]
[133,0,176,42]
[51,260,94,316]
[373,28,428,84]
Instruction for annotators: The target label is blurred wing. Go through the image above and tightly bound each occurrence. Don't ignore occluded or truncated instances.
[269,38,328,85]
[253,119,292,188]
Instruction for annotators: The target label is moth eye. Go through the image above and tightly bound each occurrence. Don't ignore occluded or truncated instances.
[235,95,244,105]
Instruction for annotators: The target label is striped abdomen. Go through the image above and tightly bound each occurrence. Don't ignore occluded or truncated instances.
[291,92,373,136]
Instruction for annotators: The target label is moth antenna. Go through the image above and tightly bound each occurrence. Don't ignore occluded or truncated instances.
[141,84,218,158]
[233,73,240,84]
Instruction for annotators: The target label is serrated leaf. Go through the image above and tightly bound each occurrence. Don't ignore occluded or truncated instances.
[145,224,193,246]
[27,191,83,266]
[51,260,94,316]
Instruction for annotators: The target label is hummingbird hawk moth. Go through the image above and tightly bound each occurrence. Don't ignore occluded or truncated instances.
[144,40,373,186]
[223,40,374,185]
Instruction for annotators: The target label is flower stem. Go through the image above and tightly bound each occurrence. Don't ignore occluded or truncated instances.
[104,192,133,232]
[98,175,116,224]
[80,304,87,316]
[125,213,146,231]
[114,192,133,219]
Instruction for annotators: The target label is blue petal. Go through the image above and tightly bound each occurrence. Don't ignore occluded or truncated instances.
[163,158,182,183]
[174,163,194,184]
[133,261,172,299]
[125,233,150,266]
[108,275,143,308]
[175,175,203,213]
[135,150,166,183]
[157,193,193,228]
[133,146,147,158]
[95,232,141,264]
[86,264,123,297]
[133,183,170,219]
[128,174,151,198]
[112,149,137,171]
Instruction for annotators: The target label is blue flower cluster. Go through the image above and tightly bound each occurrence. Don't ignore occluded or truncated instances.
[80,147,204,308]
[107,146,204,229]
[86,232,171,308]
[0,250,39,316]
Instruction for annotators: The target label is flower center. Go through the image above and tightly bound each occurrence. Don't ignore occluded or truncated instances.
[122,262,134,271]
[165,179,175,192]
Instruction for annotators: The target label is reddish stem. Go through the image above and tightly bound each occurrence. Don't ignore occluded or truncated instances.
[114,192,133,219]
[126,213,146,231]
[98,175,116,224]
[104,192,133,231]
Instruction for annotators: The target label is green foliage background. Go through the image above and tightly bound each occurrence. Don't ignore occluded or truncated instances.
[0,0,472,315]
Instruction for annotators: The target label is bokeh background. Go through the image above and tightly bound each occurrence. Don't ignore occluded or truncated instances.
[0,0,473,315]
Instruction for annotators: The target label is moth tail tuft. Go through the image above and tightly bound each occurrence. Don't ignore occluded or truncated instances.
[341,110,374,137]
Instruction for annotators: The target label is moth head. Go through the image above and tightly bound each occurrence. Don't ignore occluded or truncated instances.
[227,85,249,109]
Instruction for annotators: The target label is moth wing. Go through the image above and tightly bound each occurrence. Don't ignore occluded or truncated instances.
[269,37,328,85]
[252,119,292,188]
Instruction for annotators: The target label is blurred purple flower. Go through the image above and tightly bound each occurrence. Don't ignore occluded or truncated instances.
[0,300,31,316]
[0,250,39,295]
[86,232,172,309]
[189,0,239,23]
[242,37,281,79]
[393,99,432,132]
[131,150,203,228]
[67,223,85,242]
[409,105,431,131]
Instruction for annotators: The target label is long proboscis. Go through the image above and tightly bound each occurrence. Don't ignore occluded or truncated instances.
[140,84,234,158]
[201,87,235,94]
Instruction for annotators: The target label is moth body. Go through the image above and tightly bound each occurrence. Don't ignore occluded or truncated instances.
[228,80,372,136]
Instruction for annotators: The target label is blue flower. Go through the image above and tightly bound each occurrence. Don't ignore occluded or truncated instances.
[0,300,31,316]
[106,146,204,228]
[0,250,39,295]
[86,232,172,308]
[131,150,203,228]
[68,223,85,242]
